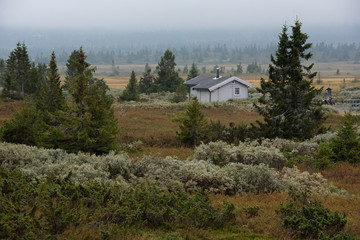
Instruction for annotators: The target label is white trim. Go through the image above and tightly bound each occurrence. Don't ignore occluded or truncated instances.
[208,76,252,91]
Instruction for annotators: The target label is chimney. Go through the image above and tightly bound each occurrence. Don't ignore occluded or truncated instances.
[216,68,219,78]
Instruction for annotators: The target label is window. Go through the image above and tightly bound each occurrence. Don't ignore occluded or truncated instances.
[234,87,240,95]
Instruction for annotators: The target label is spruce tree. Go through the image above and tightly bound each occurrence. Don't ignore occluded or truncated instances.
[254,20,326,140]
[187,63,199,80]
[330,112,360,163]
[173,97,208,146]
[37,52,66,113]
[62,47,119,154]
[119,70,139,101]
[155,50,183,92]
[2,42,33,99]
[0,59,5,87]
[139,63,153,94]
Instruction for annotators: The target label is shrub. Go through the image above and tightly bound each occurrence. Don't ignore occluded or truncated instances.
[277,190,347,239]
[260,138,318,155]
[277,166,345,195]
[191,141,285,169]
[221,163,281,194]
[315,113,360,167]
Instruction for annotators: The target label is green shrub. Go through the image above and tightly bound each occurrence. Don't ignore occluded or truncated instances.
[277,191,347,239]
[315,113,360,168]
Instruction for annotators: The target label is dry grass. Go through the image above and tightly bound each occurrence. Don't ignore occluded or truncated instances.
[0,100,24,124]
[116,107,263,146]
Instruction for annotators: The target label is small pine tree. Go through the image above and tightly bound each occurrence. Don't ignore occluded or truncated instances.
[139,63,154,94]
[187,63,199,80]
[173,97,208,146]
[119,70,140,101]
[236,63,243,74]
[183,64,188,74]
[330,112,360,163]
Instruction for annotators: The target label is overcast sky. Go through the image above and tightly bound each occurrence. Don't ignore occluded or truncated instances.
[1,0,359,31]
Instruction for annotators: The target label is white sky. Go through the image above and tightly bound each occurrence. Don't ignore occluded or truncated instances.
[0,0,359,30]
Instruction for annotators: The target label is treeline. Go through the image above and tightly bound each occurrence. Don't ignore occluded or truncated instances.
[10,42,360,66]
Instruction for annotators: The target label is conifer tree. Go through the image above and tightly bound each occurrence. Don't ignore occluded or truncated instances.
[119,70,139,101]
[0,59,5,87]
[155,50,183,92]
[37,52,66,113]
[173,97,208,146]
[330,112,360,163]
[187,63,199,80]
[254,20,326,140]
[139,63,153,93]
[2,42,34,99]
[62,47,119,154]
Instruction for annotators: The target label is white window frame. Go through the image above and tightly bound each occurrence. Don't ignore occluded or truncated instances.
[234,87,240,95]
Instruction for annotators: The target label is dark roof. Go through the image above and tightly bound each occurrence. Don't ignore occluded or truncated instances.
[184,75,252,91]
[184,76,231,90]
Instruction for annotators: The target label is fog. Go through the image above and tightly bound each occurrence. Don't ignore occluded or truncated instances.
[0,0,359,59]
[1,0,359,30]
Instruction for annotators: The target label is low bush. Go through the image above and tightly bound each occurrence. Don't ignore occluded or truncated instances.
[277,190,348,239]
[0,168,236,238]
[0,142,341,196]
[191,141,285,169]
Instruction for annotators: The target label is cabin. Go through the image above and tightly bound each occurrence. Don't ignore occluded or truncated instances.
[184,69,252,103]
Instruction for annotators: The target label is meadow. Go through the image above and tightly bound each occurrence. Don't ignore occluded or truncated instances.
[1,64,360,239]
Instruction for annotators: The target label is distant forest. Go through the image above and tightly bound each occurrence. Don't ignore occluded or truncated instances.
[0,42,358,67]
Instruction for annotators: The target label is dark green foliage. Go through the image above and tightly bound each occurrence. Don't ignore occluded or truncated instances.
[254,20,327,140]
[236,63,243,74]
[316,113,360,167]
[171,84,188,103]
[36,52,66,113]
[246,61,262,74]
[139,63,154,94]
[243,205,260,218]
[2,42,40,99]
[277,191,347,239]
[118,70,139,101]
[187,62,199,80]
[154,49,183,92]
[207,121,253,144]
[173,97,208,146]
[1,48,119,155]
[61,48,119,154]
[63,49,80,90]
[0,104,46,146]
[183,64,188,74]
[37,63,47,84]
[0,168,235,239]
[0,58,6,87]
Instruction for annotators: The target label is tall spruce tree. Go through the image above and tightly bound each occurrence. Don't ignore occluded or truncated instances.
[155,50,183,92]
[119,70,139,101]
[62,47,119,154]
[37,52,66,113]
[2,42,35,99]
[254,20,326,140]
[187,63,199,80]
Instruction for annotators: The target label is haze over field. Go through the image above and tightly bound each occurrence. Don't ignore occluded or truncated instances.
[0,0,360,59]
